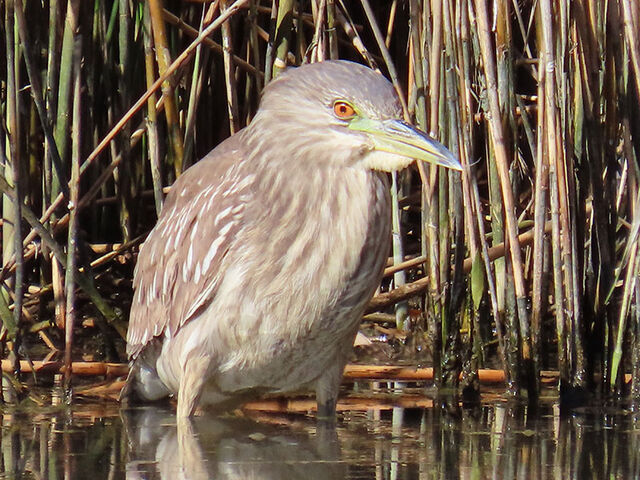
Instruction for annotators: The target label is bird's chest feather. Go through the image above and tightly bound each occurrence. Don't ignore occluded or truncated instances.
[215,167,390,357]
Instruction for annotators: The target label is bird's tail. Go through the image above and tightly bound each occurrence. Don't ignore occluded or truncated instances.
[119,342,171,404]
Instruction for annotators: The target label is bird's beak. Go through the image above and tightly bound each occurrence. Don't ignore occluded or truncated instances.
[348,118,463,171]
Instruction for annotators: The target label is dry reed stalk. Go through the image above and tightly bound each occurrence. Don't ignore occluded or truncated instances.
[3,0,21,376]
[0,359,129,377]
[622,0,640,102]
[474,0,533,395]
[310,0,327,62]
[114,0,133,243]
[64,32,82,389]
[530,8,549,389]
[1,360,585,387]
[420,0,443,386]
[148,0,185,175]
[0,175,120,326]
[35,0,249,238]
[143,2,164,216]
[2,0,640,407]
[326,0,338,59]
[183,5,214,169]
[335,8,376,67]
[358,0,407,117]
[271,0,294,77]
[220,0,240,134]
[162,7,263,78]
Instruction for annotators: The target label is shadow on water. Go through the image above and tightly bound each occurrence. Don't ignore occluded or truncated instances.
[2,396,640,478]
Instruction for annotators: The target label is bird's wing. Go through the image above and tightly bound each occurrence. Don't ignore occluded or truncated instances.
[126,138,252,359]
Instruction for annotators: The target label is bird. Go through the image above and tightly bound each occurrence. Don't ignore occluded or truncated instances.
[121,60,462,418]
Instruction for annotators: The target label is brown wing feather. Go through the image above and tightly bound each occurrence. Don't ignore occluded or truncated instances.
[127,135,253,358]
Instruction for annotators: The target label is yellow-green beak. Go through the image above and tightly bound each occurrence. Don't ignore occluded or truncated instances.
[349,118,462,171]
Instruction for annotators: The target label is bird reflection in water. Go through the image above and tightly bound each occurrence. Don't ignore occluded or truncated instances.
[122,407,345,480]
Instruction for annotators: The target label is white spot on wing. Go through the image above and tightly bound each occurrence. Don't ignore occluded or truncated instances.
[182,263,189,283]
[224,174,254,196]
[184,280,218,320]
[202,235,226,273]
[173,217,186,250]
[160,219,172,238]
[214,205,233,225]
[187,243,194,267]
[164,235,173,255]
[162,270,170,297]
[190,220,199,241]
[194,262,201,284]
[218,221,234,236]
[152,273,158,296]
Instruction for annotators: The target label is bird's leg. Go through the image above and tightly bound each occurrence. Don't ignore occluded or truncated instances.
[177,356,211,418]
[315,358,346,420]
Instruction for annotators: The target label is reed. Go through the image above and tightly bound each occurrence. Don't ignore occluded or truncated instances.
[0,0,639,404]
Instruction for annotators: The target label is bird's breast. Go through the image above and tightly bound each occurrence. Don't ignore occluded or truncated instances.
[198,167,390,393]
[211,167,390,362]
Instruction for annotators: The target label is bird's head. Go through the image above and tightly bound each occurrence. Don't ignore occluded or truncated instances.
[248,60,462,173]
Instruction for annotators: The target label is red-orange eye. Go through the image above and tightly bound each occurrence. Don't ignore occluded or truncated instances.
[333,101,356,119]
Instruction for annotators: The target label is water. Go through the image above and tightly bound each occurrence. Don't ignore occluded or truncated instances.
[1,393,640,479]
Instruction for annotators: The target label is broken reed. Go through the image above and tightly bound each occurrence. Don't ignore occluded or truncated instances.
[0,0,639,402]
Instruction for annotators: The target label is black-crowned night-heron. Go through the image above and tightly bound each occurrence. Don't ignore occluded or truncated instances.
[122,60,461,418]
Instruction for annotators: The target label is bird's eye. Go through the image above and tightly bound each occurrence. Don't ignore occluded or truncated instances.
[333,101,356,120]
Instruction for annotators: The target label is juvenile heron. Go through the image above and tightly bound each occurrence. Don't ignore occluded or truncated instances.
[122,60,461,418]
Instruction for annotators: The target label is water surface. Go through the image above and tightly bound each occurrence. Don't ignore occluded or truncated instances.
[1,392,639,479]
